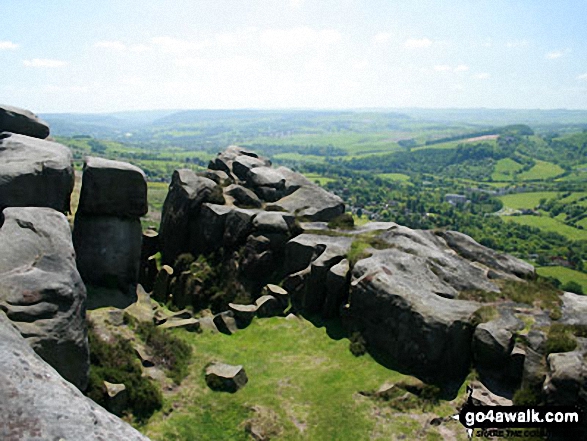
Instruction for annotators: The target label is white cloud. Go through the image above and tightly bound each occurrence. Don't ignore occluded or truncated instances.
[94,40,127,51]
[372,32,392,45]
[0,40,18,50]
[505,40,529,48]
[577,73,587,81]
[260,27,342,53]
[290,0,304,8]
[129,44,151,53]
[352,59,369,70]
[23,58,66,68]
[454,64,469,72]
[434,65,451,72]
[405,38,433,48]
[150,36,208,53]
[45,85,88,93]
[546,49,571,59]
[475,73,491,79]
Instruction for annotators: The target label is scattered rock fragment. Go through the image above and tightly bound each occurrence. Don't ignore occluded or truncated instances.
[205,362,248,393]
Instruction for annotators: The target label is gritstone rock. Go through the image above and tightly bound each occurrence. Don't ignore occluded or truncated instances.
[205,362,248,393]
[0,104,50,139]
[0,132,73,212]
[77,156,148,217]
[0,207,89,390]
[0,311,149,441]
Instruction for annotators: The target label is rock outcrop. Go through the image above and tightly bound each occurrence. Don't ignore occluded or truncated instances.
[0,104,50,139]
[0,311,149,441]
[73,157,147,301]
[159,147,344,267]
[0,207,89,390]
[0,132,74,212]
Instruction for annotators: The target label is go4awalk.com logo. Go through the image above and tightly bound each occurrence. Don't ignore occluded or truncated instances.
[454,404,582,438]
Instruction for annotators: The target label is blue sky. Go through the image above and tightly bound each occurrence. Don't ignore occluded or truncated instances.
[1,0,586,112]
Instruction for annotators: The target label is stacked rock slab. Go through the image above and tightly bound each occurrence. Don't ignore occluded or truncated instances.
[0,207,89,390]
[0,104,50,139]
[0,311,149,441]
[0,132,74,212]
[73,157,147,300]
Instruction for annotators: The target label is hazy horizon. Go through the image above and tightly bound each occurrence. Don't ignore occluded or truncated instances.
[3,0,587,113]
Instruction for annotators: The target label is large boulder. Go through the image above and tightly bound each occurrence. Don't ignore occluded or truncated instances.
[77,156,148,217]
[73,215,142,299]
[0,104,50,139]
[0,207,88,390]
[0,311,150,441]
[543,351,586,410]
[472,311,524,383]
[0,132,73,212]
[348,250,480,385]
[159,169,222,264]
[266,185,345,221]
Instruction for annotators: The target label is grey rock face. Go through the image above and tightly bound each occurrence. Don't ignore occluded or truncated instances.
[225,184,263,208]
[77,156,148,217]
[0,312,150,441]
[0,207,89,390]
[348,252,480,384]
[560,292,587,326]
[439,230,535,280]
[266,186,345,221]
[159,169,220,264]
[322,258,350,318]
[73,215,142,298]
[0,132,74,212]
[0,104,50,139]
[205,362,248,393]
[543,352,585,406]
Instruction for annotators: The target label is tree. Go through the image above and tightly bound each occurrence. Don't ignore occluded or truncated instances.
[561,281,584,295]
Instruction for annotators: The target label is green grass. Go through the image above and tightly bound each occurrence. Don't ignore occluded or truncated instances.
[502,215,587,241]
[498,192,559,210]
[537,266,587,294]
[142,317,466,441]
[491,158,523,181]
[377,173,411,182]
[517,160,565,181]
[303,173,336,186]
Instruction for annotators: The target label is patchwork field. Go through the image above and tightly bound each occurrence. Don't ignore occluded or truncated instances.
[517,160,565,181]
[537,266,587,293]
[502,215,587,241]
[498,192,559,210]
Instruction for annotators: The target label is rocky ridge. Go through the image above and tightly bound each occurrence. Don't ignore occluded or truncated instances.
[150,145,587,427]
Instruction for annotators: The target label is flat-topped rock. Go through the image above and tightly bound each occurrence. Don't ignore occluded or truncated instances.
[205,362,248,393]
[0,104,50,139]
[0,207,88,390]
[0,132,73,212]
[77,156,148,217]
[267,186,344,221]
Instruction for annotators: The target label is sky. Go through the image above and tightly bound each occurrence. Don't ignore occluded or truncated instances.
[1,0,587,113]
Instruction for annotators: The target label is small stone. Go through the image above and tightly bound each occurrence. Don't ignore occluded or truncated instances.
[213,311,238,335]
[205,362,248,393]
[158,318,200,332]
[255,295,282,318]
[228,303,257,328]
